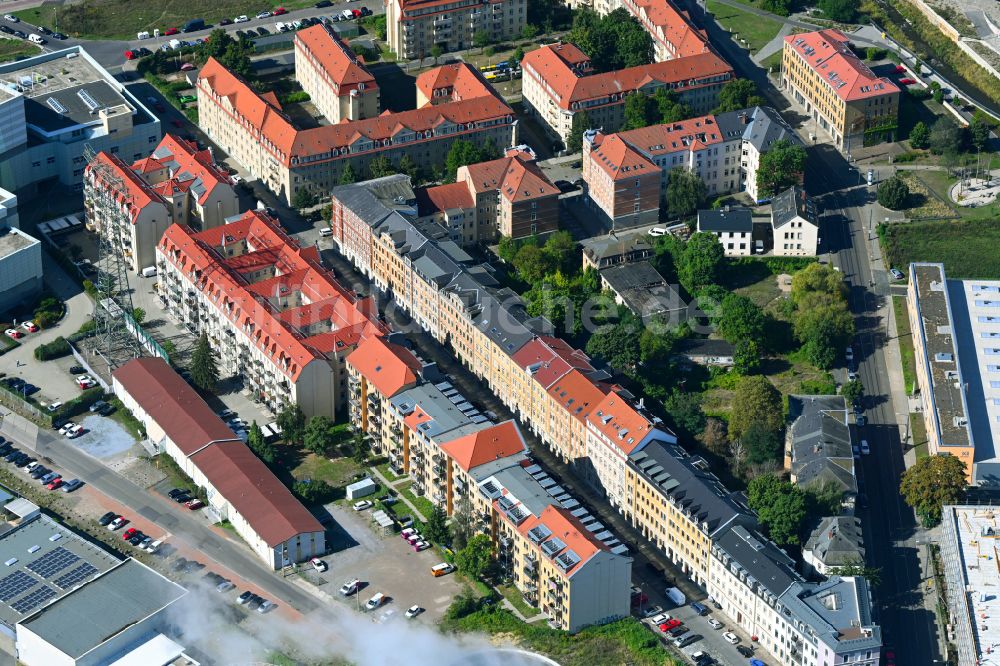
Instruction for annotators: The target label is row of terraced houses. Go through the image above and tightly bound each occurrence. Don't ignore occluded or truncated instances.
[330,173,883,662]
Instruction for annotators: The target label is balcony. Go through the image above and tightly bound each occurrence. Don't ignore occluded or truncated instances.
[433,492,446,504]
[432,464,445,476]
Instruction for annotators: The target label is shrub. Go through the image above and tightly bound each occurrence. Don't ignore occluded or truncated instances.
[34,337,71,361]
[877,176,910,210]
[54,387,105,421]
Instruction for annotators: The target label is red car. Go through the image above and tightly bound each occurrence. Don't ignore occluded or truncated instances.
[124,50,137,60]
[273,7,287,15]
[894,65,906,73]
[122,527,138,540]
[659,619,682,632]
[351,8,361,17]
[163,27,179,35]
[46,479,62,490]
[899,78,916,85]
[186,499,204,510]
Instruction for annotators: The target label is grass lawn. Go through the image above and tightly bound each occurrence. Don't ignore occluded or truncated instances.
[443,609,679,666]
[375,460,402,482]
[894,172,955,219]
[14,0,320,41]
[891,296,917,395]
[760,50,783,73]
[705,0,783,53]
[399,483,435,520]
[0,38,39,64]
[881,218,1000,279]
[291,453,365,488]
[917,169,1000,223]
[497,583,540,618]
[910,412,928,458]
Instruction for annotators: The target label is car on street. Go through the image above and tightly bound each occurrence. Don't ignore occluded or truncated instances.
[673,633,701,649]
[890,268,904,280]
[365,592,385,610]
[707,617,723,630]
[237,590,254,605]
[689,601,708,616]
[0,26,10,34]
[641,605,663,618]
[691,651,714,666]
[46,479,62,490]
[5,328,22,339]
[51,32,65,39]
[12,30,25,39]
[98,511,117,526]
[256,11,272,18]
[405,605,423,618]
[311,557,328,572]
[235,15,250,22]
[736,645,754,657]
[145,539,163,553]
[899,78,916,85]
[339,578,360,595]
[3,15,19,22]
[845,346,854,362]
[258,599,276,613]
[431,563,454,577]
[352,499,372,511]
[186,499,204,510]
[856,414,866,427]
[860,439,870,455]
[20,321,38,332]
[722,631,740,644]
[659,619,682,632]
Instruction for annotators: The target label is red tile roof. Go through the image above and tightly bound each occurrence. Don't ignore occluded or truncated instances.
[415,62,498,104]
[587,391,656,454]
[395,0,505,17]
[346,335,423,398]
[295,24,378,90]
[462,154,559,202]
[416,181,474,214]
[440,420,527,472]
[614,113,725,156]
[522,45,732,111]
[86,152,166,223]
[588,134,658,181]
[546,369,609,424]
[784,29,900,102]
[513,337,595,389]
[147,134,233,206]
[198,58,514,167]
[190,442,324,546]
[625,0,709,59]
[158,210,385,381]
[513,503,611,578]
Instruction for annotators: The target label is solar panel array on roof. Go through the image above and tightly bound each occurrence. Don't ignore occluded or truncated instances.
[547,484,565,497]
[11,585,55,613]
[560,497,580,509]
[587,521,605,532]
[0,571,35,602]
[53,562,98,590]
[541,537,566,557]
[434,381,453,391]
[26,547,80,578]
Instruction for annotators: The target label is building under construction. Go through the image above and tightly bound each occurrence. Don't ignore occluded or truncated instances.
[941,505,1000,666]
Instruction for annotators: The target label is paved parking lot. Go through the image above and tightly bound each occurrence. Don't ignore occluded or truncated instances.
[637,596,764,666]
[304,504,464,624]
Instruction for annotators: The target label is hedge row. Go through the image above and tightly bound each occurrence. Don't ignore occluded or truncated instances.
[53,387,105,422]
[34,337,71,361]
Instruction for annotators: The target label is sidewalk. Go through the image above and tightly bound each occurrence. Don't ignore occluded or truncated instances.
[752,23,793,65]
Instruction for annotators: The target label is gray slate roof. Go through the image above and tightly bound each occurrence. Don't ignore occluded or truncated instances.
[697,208,753,234]
[780,577,882,654]
[788,395,857,495]
[716,106,801,153]
[18,559,185,658]
[804,516,865,568]
[714,524,797,597]
[771,185,818,229]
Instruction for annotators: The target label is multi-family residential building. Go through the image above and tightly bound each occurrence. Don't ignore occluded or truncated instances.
[802,516,865,577]
[0,47,161,196]
[521,43,733,146]
[156,209,385,417]
[786,395,857,513]
[907,262,1000,484]
[696,208,755,256]
[85,134,238,272]
[583,106,800,227]
[417,148,560,243]
[580,228,655,270]
[385,0,527,60]
[770,185,819,256]
[621,0,710,62]
[197,58,516,205]
[294,23,380,123]
[331,173,883,659]
[782,29,900,152]
[711,524,882,666]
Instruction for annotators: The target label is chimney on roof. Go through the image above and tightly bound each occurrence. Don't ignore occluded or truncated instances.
[740,112,749,125]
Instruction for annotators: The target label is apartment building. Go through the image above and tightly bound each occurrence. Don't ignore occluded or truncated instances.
[782,29,899,151]
[583,106,800,227]
[156,209,385,417]
[385,0,527,60]
[770,185,819,257]
[696,208,754,256]
[907,262,1000,484]
[621,0,710,62]
[417,149,560,243]
[85,134,238,273]
[786,395,857,512]
[197,58,516,205]
[709,524,882,666]
[294,24,379,123]
[521,43,733,146]
[625,440,752,587]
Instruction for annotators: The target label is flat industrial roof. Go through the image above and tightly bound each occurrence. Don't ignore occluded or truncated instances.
[0,514,121,628]
[18,559,186,658]
[0,227,38,260]
[944,506,1000,666]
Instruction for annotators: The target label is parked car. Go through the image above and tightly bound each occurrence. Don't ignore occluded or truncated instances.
[98,511,117,526]
[258,599,276,613]
[667,624,688,637]
[46,478,63,490]
[689,601,708,616]
[76,374,97,389]
[860,439,871,455]
[736,645,755,658]
[890,268,904,280]
[108,516,127,530]
[641,605,663,618]
[145,539,163,554]
[39,471,59,484]
[256,11,272,18]
[722,631,740,645]
[405,605,423,618]
[178,94,196,103]
[247,595,263,610]
[65,424,84,438]
[235,15,250,22]
[129,533,145,546]
[5,328,22,339]
[3,14,19,22]
[659,619,682,632]
[163,27,180,35]
[69,365,85,375]
[217,579,235,592]
[649,613,670,625]
[122,527,138,540]
[352,499,372,511]
[673,633,701,649]
[315,0,332,6]
[20,321,38,332]
[219,17,233,25]
[339,578,360,596]
[707,618,723,630]
[237,590,254,605]
[365,592,385,610]
[273,7,288,15]
[412,540,429,551]
[139,536,153,550]
[61,479,83,492]
[431,563,454,577]
[899,78,916,85]
[51,32,66,40]
[311,557,328,572]
[185,499,204,510]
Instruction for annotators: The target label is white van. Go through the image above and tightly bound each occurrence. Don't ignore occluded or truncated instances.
[137,31,151,40]
[28,34,46,45]
[319,227,333,238]
[647,227,667,237]
[365,592,385,610]
[141,266,157,278]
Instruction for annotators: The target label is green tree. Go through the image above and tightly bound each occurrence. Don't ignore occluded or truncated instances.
[162,340,177,358]
[665,390,705,438]
[247,421,276,464]
[543,231,577,273]
[292,188,318,209]
[430,44,444,62]
[760,0,791,15]
[513,244,555,284]
[744,422,783,465]
[131,307,146,324]
[623,93,655,130]
[929,117,963,155]
[733,338,763,375]
[292,479,335,505]
[521,24,540,40]
[190,332,219,392]
[842,379,864,406]
[399,154,421,181]
[818,0,857,22]
[756,140,807,199]
[473,29,491,51]
[339,162,358,185]
[908,121,930,149]
[513,46,525,65]
[827,558,883,587]
[970,116,991,152]
[714,79,766,113]
[702,417,729,456]
[680,231,724,290]
[568,8,652,72]
[276,403,307,445]
[899,454,967,526]
[585,314,642,370]
[747,474,807,545]
[717,293,766,347]
[455,534,494,580]
[876,176,909,210]
[654,88,692,123]
[450,492,474,550]
[729,375,783,441]
[303,415,337,455]
[445,140,483,180]
[566,111,591,153]
[425,505,450,543]
[666,169,708,219]
[368,155,396,179]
